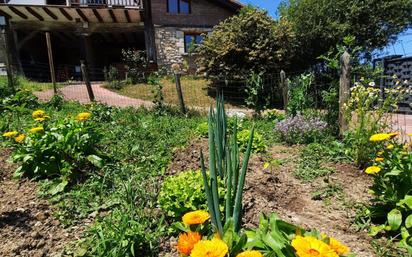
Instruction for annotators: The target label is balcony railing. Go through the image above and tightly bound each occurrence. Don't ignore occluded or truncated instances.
[70,0,142,8]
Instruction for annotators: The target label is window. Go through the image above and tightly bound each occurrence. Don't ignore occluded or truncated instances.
[184,33,203,53]
[167,0,190,14]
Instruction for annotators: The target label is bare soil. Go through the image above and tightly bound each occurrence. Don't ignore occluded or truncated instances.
[165,139,376,257]
[0,149,83,257]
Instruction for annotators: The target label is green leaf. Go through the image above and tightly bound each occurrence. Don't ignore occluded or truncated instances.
[398,195,412,209]
[406,215,412,229]
[87,155,104,168]
[388,209,402,231]
[48,179,69,195]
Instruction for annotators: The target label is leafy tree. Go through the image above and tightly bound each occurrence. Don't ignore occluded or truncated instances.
[279,0,412,70]
[196,6,296,78]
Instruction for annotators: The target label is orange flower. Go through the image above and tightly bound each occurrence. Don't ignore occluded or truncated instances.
[182,210,210,225]
[177,231,202,256]
[328,237,350,255]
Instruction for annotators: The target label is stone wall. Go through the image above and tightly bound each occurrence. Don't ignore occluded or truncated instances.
[154,26,211,71]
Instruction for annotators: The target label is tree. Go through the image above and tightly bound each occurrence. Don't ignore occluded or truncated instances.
[196,6,296,78]
[279,0,412,70]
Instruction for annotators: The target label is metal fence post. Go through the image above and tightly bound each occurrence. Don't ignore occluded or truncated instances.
[339,51,351,135]
[80,60,95,102]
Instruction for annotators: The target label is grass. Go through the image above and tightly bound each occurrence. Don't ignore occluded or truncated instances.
[114,76,240,109]
[0,75,61,92]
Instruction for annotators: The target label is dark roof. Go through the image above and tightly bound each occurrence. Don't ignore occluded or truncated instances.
[210,0,243,12]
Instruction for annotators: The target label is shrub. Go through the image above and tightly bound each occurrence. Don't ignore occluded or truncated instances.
[158,170,223,219]
[261,108,285,122]
[196,122,209,138]
[275,114,328,145]
[0,89,39,111]
[237,129,266,153]
[2,109,102,194]
[287,73,315,116]
[122,49,148,83]
[366,133,412,252]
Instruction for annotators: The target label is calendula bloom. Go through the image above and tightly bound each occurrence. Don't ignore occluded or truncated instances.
[3,131,18,137]
[328,237,350,255]
[182,210,210,225]
[408,133,412,137]
[369,133,391,142]
[190,238,228,257]
[375,157,384,162]
[365,166,381,175]
[236,250,263,257]
[292,236,338,257]
[29,126,44,133]
[386,144,394,150]
[177,231,201,256]
[76,112,92,121]
[32,109,46,119]
[15,134,26,143]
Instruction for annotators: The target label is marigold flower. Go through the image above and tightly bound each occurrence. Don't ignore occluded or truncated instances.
[369,133,391,142]
[386,144,394,150]
[190,238,228,257]
[15,134,26,143]
[291,236,338,257]
[365,166,381,175]
[3,131,18,137]
[236,250,263,257]
[76,112,92,121]
[182,210,210,225]
[375,157,384,162]
[177,231,201,256]
[328,237,349,255]
[32,109,46,119]
[29,126,44,133]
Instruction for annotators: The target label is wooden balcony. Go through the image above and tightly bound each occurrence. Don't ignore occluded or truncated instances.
[69,0,142,8]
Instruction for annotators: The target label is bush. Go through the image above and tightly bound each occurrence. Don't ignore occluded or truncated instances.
[287,73,315,116]
[122,49,148,83]
[261,108,285,122]
[237,129,266,153]
[275,114,328,145]
[2,109,102,194]
[158,170,223,219]
[0,89,39,111]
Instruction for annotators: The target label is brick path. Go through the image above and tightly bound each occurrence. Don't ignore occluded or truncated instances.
[34,83,153,108]
[34,83,412,135]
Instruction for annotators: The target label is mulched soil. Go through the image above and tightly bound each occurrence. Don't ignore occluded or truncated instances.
[0,148,83,257]
[164,139,376,257]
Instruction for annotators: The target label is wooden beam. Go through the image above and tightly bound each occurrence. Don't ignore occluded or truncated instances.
[17,30,39,50]
[8,6,28,20]
[59,8,73,21]
[75,8,88,22]
[25,7,44,21]
[124,9,131,23]
[92,9,103,23]
[45,31,57,93]
[42,7,58,20]
[108,9,117,23]
[0,10,12,20]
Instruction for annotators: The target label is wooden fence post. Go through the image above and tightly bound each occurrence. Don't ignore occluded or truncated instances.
[280,70,288,113]
[80,60,95,102]
[45,31,57,94]
[175,72,186,114]
[339,51,351,135]
[1,21,14,93]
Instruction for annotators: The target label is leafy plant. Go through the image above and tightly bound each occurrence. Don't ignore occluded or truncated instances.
[237,129,266,153]
[245,72,269,114]
[158,170,223,219]
[196,122,209,138]
[122,49,148,84]
[104,66,124,90]
[294,144,334,182]
[287,73,314,116]
[261,109,285,122]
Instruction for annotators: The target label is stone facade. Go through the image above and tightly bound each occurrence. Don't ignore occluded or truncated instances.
[154,26,211,70]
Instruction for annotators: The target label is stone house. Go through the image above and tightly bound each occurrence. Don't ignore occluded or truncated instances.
[0,0,241,80]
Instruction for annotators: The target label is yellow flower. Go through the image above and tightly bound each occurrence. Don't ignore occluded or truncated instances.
[386,144,394,150]
[377,151,384,156]
[236,250,263,257]
[29,126,44,133]
[408,133,412,137]
[190,238,228,257]
[328,237,350,255]
[388,132,399,139]
[401,151,409,155]
[15,134,26,143]
[177,231,202,256]
[369,133,391,142]
[375,157,384,162]
[3,131,18,137]
[365,166,381,175]
[76,112,92,121]
[32,109,46,119]
[34,115,50,122]
[182,210,210,225]
[291,236,338,257]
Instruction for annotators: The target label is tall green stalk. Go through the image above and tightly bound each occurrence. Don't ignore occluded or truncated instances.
[200,95,254,236]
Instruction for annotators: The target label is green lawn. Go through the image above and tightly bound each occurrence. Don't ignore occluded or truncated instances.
[0,75,60,92]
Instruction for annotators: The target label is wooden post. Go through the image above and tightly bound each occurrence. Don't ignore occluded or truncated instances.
[1,22,14,93]
[80,60,95,102]
[175,73,186,114]
[379,58,385,99]
[339,51,351,135]
[45,32,57,94]
[280,70,288,113]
